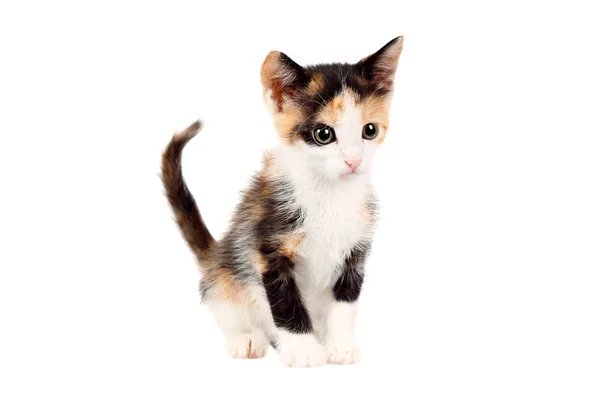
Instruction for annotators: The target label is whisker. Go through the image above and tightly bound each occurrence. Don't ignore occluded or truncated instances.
[314,92,327,107]
[299,99,327,108]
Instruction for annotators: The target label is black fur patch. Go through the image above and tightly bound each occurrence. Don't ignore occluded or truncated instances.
[333,242,371,302]
[355,36,402,83]
[256,179,304,239]
[256,179,312,333]
[218,236,258,284]
[279,52,309,87]
[261,249,312,334]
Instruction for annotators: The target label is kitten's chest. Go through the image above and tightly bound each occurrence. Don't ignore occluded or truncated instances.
[294,185,372,288]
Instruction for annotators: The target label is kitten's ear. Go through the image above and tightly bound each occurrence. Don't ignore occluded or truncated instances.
[357,36,404,91]
[261,51,308,112]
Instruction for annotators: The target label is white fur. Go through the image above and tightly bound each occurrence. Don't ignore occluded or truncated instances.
[277,331,327,367]
[336,93,366,161]
[325,302,361,364]
[208,299,270,359]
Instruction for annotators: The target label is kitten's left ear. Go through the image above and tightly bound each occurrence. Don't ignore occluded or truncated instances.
[261,51,308,112]
[357,36,404,91]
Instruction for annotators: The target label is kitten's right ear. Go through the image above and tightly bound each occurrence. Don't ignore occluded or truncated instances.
[357,36,404,91]
[261,51,307,112]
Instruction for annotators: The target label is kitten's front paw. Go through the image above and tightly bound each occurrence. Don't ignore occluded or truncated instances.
[278,334,326,368]
[326,340,361,365]
[226,332,269,359]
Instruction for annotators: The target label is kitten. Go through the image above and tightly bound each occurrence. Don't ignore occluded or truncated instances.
[161,37,403,367]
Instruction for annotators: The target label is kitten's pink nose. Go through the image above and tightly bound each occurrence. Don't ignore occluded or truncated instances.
[344,159,362,172]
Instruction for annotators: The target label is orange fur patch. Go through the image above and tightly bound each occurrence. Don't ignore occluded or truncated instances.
[279,232,307,259]
[318,91,359,126]
[261,150,274,168]
[307,73,325,96]
[261,51,287,112]
[359,94,392,143]
[251,250,268,274]
[214,268,248,304]
[273,103,303,144]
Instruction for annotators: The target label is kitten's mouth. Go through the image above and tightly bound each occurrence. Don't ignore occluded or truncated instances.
[341,169,362,178]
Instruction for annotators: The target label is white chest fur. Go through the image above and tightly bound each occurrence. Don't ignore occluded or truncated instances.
[294,175,373,289]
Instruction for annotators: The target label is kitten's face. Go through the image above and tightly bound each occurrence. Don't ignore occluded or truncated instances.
[261,37,403,182]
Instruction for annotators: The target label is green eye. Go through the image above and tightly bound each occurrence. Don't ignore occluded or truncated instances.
[312,125,336,145]
[362,123,378,140]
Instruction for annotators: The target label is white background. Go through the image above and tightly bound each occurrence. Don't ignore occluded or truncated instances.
[1,0,599,399]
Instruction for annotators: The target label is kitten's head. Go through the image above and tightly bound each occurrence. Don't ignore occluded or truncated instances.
[261,37,403,181]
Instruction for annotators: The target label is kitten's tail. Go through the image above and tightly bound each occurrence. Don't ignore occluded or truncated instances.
[161,120,216,265]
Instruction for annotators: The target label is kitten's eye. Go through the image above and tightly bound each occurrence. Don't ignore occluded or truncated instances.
[362,123,378,140]
[312,125,336,145]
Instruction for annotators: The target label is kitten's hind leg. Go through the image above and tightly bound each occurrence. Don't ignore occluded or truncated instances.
[208,300,269,359]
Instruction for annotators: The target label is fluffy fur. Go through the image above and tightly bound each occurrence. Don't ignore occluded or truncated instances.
[161,37,403,367]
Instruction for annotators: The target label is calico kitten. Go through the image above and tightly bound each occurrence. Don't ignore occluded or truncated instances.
[161,37,403,367]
